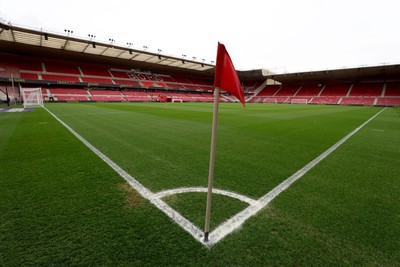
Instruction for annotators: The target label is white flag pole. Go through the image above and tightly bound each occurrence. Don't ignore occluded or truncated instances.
[204,87,220,242]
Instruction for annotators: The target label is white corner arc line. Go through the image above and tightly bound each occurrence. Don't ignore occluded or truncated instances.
[44,106,386,247]
[154,187,259,206]
[206,107,386,246]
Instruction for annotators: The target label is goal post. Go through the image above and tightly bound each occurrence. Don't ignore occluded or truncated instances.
[290,98,308,104]
[21,87,44,108]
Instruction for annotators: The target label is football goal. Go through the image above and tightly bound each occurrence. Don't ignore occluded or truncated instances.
[21,87,44,108]
[290,98,308,104]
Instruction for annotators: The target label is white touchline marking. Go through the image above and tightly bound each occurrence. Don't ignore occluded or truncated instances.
[44,107,204,243]
[206,107,386,246]
[44,106,386,247]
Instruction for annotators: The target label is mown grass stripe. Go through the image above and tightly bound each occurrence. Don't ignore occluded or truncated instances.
[208,107,386,245]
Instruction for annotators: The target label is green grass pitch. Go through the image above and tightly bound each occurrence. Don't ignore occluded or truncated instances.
[1,102,399,265]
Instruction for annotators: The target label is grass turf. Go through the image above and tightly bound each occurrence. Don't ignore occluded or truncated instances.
[0,102,399,266]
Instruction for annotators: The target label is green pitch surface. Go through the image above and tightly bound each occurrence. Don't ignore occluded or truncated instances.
[1,102,399,265]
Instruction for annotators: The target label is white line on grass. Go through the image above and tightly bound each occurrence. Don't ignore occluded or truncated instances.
[207,107,386,246]
[44,107,205,243]
[154,187,259,206]
[44,106,385,247]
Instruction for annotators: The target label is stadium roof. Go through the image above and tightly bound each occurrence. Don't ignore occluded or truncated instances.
[1,22,399,83]
[269,64,400,84]
[0,22,216,76]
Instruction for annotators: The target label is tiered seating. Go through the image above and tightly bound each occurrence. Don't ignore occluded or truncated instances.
[45,62,80,75]
[122,91,151,102]
[340,97,375,106]
[257,85,281,96]
[197,85,213,91]
[384,82,400,96]
[285,96,313,103]
[350,83,383,97]
[90,90,125,102]
[110,70,131,79]
[56,95,89,101]
[157,75,175,82]
[50,88,88,95]
[113,79,141,87]
[295,84,323,96]
[49,88,89,102]
[173,76,192,84]
[42,74,80,82]
[153,82,167,88]
[319,84,350,97]
[81,77,113,84]
[164,82,186,89]
[19,61,43,72]
[179,93,214,102]
[80,65,111,77]
[141,81,156,87]
[0,58,20,78]
[309,97,341,105]
[275,84,300,97]
[186,77,207,85]
[243,81,260,93]
[20,73,39,79]
[376,98,400,106]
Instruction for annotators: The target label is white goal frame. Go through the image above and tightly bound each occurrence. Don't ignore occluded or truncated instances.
[172,98,183,103]
[21,87,44,108]
[290,98,308,104]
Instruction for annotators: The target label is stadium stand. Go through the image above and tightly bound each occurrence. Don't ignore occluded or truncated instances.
[1,22,399,107]
[257,85,281,96]
[295,84,323,97]
[45,62,80,75]
[80,65,112,77]
[349,82,383,97]
[275,84,301,97]
[81,77,114,84]
[42,74,81,83]
[384,82,400,96]
[319,83,351,97]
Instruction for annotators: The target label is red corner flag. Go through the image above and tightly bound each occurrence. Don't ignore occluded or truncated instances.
[214,42,245,106]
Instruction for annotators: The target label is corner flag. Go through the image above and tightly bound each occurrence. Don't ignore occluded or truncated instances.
[204,42,245,242]
[214,42,245,106]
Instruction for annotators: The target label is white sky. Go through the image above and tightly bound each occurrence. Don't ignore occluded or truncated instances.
[1,0,399,73]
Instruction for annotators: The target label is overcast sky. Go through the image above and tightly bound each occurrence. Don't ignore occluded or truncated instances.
[1,0,399,73]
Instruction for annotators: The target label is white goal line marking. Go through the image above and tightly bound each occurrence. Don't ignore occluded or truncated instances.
[44,106,386,247]
[207,107,386,245]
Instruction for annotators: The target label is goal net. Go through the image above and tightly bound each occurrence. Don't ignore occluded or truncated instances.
[290,98,308,104]
[21,87,44,108]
